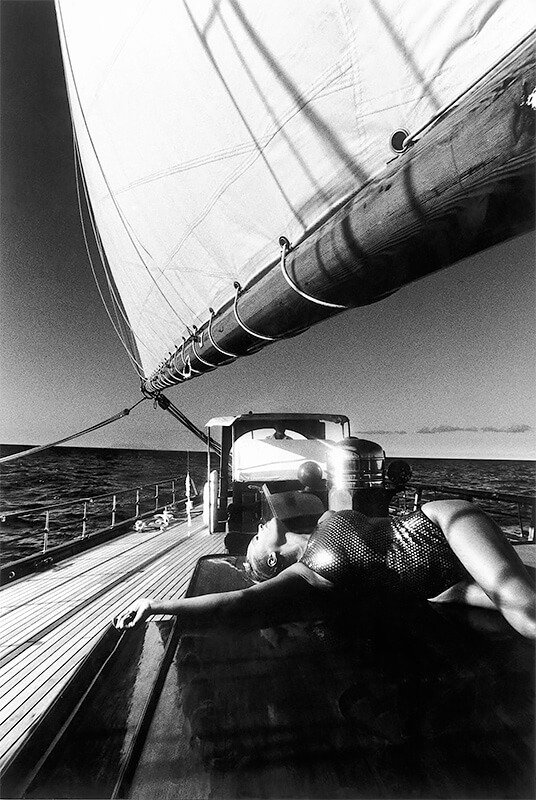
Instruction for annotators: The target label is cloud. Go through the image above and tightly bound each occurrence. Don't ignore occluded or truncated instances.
[356,429,407,435]
[480,424,532,433]
[417,424,532,435]
[417,425,478,434]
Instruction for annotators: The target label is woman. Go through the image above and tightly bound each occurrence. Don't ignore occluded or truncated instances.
[113,499,535,638]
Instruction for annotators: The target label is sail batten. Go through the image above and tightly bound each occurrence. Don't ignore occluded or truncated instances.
[55,0,535,385]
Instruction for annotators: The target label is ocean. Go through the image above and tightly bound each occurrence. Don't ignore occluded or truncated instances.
[0,445,534,567]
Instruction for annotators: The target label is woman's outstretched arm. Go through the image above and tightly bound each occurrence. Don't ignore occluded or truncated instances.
[113,562,333,632]
[422,499,536,638]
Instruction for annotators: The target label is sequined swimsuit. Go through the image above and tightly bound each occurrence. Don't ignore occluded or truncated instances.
[300,509,465,598]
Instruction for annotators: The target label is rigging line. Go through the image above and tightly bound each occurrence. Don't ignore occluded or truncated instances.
[73,134,146,377]
[0,400,147,465]
[87,202,159,368]
[75,133,172,372]
[92,228,179,372]
[93,225,145,364]
[56,2,195,328]
[153,393,222,456]
[76,145,144,374]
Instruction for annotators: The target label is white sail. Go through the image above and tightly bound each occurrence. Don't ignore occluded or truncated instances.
[55,0,533,379]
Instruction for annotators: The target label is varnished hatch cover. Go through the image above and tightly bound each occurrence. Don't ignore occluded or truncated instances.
[132,554,535,799]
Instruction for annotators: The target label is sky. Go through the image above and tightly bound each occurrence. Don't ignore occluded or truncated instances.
[1,0,535,460]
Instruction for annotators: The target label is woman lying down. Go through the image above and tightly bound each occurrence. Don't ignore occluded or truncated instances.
[113,492,535,639]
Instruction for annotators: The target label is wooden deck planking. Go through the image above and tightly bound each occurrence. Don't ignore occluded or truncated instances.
[0,527,222,769]
[0,528,216,722]
[0,519,223,774]
[0,521,203,627]
[0,529,201,652]
[0,528,206,667]
[0,525,169,607]
[0,540,209,708]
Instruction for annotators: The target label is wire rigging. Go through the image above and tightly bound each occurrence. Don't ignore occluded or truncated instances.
[73,132,147,377]
[0,399,147,465]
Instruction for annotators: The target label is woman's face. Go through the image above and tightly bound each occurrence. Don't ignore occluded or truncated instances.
[246,518,288,565]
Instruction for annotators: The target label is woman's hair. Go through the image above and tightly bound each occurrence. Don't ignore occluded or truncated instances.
[245,550,284,583]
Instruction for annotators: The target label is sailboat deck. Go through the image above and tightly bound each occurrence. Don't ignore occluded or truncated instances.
[0,515,222,779]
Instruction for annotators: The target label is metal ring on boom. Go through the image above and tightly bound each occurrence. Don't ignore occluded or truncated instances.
[208,308,240,358]
[278,236,349,309]
[233,282,279,341]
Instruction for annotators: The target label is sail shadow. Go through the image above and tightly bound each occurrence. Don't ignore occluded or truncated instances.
[212,3,332,207]
[182,0,305,229]
[228,0,369,185]
[369,0,442,110]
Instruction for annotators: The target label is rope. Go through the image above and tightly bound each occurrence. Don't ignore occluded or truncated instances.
[208,308,239,358]
[278,236,349,309]
[0,399,147,465]
[73,133,147,377]
[191,335,217,369]
[192,325,219,369]
[154,393,222,456]
[233,282,280,341]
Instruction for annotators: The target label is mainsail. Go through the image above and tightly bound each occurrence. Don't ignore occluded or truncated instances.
[55,0,535,392]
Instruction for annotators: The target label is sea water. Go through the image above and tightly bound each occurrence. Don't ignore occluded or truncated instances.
[0,445,534,566]
[0,445,208,566]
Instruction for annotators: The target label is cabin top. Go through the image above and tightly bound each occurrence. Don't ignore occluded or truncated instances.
[206,412,350,428]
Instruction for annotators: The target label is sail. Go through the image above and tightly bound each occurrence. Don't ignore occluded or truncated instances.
[55,0,534,385]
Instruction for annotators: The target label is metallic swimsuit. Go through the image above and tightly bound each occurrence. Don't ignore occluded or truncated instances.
[300,509,465,598]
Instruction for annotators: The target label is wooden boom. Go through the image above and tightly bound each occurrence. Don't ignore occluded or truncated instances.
[145,31,535,393]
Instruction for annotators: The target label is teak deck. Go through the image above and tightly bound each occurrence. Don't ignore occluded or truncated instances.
[0,515,224,791]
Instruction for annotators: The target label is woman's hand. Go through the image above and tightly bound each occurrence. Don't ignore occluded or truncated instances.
[113,598,152,630]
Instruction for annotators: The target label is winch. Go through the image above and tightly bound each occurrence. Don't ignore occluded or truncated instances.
[327,437,411,516]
